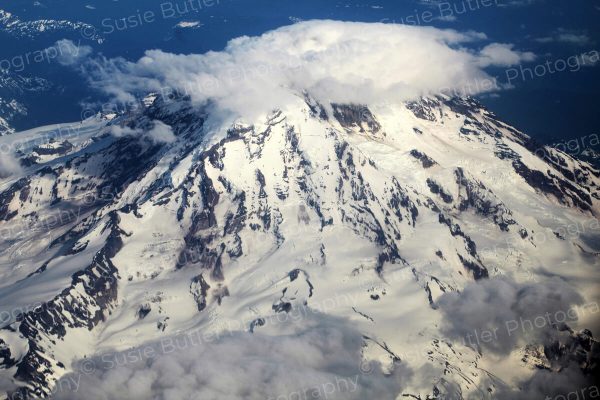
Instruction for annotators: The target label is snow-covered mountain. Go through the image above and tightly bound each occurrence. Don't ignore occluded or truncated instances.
[0,89,598,398]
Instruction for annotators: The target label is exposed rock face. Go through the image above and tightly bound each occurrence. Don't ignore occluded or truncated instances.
[332,103,382,135]
[410,149,437,169]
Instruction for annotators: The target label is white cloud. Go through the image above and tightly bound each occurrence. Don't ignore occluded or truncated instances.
[478,43,536,67]
[49,39,93,66]
[109,124,138,138]
[556,33,591,45]
[0,152,23,179]
[110,120,175,144]
[146,120,176,143]
[436,277,600,400]
[437,277,583,355]
[84,20,535,123]
[534,29,591,46]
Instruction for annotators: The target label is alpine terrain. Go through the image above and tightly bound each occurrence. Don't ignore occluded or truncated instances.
[0,20,598,400]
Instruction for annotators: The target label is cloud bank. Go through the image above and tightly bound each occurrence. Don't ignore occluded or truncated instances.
[437,276,584,354]
[0,152,23,179]
[54,315,410,400]
[85,20,535,121]
[438,277,599,399]
[494,365,599,400]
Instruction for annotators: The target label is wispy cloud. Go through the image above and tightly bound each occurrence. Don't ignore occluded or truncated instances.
[534,28,592,45]
[50,39,93,66]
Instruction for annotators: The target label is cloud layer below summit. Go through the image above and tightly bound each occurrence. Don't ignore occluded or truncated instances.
[85,20,535,120]
[54,315,411,400]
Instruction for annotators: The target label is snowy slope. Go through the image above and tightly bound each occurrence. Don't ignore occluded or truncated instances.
[0,92,598,399]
